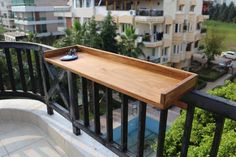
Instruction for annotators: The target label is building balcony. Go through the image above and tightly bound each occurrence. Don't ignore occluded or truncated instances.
[0,42,235,157]
[14,19,64,25]
[142,33,164,48]
[175,13,185,23]
[173,33,184,44]
[190,0,197,6]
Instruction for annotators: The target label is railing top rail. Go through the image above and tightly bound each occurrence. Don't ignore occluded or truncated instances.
[0,41,55,51]
[182,90,236,120]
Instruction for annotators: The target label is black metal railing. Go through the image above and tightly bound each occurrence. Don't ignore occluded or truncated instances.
[0,42,236,157]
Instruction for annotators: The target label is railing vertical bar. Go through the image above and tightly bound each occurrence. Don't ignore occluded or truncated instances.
[93,82,101,135]
[137,102,147,157]
[4,48,16,91]
[121,94,128,152]
[180,104,195,157]
[26,49,36,93]
[81,77,90,127]
[106,88,113,142]
[34,50,44,96]
[16,48,27,92]
[68,71,81,135]
[0,66,4,91]
[210,116,225,157]
[156,109,168,157]
[39,53,54,115]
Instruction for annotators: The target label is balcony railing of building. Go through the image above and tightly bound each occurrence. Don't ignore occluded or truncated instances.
[0,42,236,157]
[136,9,164,17]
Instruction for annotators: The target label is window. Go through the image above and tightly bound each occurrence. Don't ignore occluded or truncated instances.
[162,47,169,56]
[175,24,178,33]
[75,0,82,8]
[178,5,184,11]
[194,41,199,48]
[190,5,195,12]
[41,24,47,33]
[186,43,192,51]
[173,45,177,54]
[86,0,92,7]
[165,25,171,34]
[58,17,63,20]
[197,22,201,30]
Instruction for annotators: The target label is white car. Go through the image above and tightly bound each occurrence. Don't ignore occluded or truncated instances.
[221,51,236,60]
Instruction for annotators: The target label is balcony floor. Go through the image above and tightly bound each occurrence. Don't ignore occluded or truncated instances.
[0,121,67,157]
[0,99,118,157]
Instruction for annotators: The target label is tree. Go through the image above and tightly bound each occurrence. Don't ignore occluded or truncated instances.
[0,26,6,41]
[115,26,145,58]
[100,12,118,53]
[84,16,102,49]
[219,3,228,22]
[53,28,73,48]
[227,2,235,22]
[203,28,224,66]
[72,20,87,45]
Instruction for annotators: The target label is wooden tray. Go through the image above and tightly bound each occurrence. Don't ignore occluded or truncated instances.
[44,45,197,109]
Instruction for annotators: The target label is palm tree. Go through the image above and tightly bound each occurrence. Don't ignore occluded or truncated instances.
[116,26,145,58]
[26,32,37,42]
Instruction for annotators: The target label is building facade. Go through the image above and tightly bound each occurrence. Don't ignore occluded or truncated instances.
[0,0,15,31]
[56,0,209,69]
[4,0,68,41]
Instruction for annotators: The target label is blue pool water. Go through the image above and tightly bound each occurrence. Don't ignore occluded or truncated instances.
[113,116,163,156]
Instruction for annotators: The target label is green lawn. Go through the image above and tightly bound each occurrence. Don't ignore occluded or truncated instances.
[204,20,236,51]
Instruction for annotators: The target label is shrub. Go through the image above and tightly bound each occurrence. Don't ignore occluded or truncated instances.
[152,81,236,157]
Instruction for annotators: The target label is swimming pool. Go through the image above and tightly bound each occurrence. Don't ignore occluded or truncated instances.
[113,116,164,156]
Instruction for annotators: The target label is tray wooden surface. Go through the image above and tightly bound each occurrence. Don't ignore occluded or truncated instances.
[44,45,198,109]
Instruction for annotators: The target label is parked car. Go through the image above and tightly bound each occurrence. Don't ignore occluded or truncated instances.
[221,51,236,60]
[192,53,207,65]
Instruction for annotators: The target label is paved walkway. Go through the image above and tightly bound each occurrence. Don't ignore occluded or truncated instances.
[200,73,232,92]
[0,121,67,157]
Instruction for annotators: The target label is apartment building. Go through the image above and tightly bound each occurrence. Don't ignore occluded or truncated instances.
[4,0,68,41]
[55,0,208,69]
[0,0,15,31]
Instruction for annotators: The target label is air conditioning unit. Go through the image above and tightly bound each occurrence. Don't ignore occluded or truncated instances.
[129,10,136,16]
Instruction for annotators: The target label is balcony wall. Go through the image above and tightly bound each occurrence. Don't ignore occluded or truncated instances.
[185,32,195,42]
[73,8,94,18]
[135,16,164,23]
[143,40,163,48]
[118,15,134,24]
[173,33,184,44]
[186,51,193,60]
[178,0,185,6]
[170,53,181,63]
